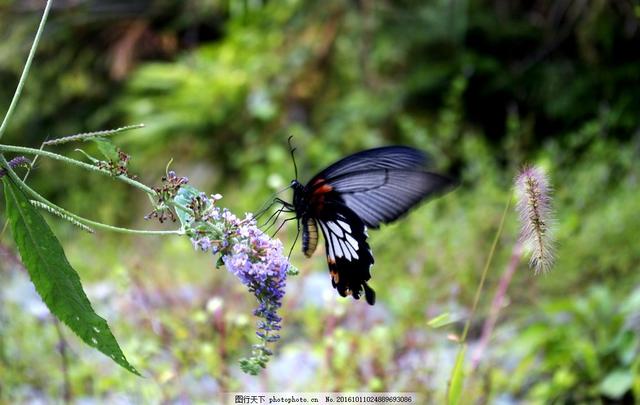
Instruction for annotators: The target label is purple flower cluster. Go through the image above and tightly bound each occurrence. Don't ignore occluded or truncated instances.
[184,191,290,374]
[0,156,31,179]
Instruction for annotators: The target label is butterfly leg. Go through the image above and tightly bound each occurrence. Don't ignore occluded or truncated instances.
[287,218,301,259]
[260,205,287,231]
[270,215,297,238]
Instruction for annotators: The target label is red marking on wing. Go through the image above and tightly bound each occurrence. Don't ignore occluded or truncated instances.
[309,179,333,214]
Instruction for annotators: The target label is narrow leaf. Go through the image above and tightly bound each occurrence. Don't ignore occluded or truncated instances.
[447,344,467,405]
[3,178,139,375]
[427,312,454,328]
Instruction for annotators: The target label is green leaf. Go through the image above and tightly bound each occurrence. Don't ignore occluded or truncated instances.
[92,136,120,161]
[600,369,633,399]
[3,178,139,375]
[174,185,204,227]
[427,312,454,328]
[447,344,467,405]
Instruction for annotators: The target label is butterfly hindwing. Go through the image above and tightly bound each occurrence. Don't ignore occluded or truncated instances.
[315,204,376,305]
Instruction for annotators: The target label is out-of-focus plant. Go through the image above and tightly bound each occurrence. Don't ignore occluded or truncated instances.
[445,164,556,404]
[0,0,292,376]
[499,286,640,403]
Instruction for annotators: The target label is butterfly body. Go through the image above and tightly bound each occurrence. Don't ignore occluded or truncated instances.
[290,146,455,305]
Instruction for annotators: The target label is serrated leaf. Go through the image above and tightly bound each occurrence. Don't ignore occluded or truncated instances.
[92,137,120,161]
[447,344,467,405]
[427,312,454,328]
[3,178,139,375]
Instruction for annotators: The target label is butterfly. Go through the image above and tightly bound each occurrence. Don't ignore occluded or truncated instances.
[276,145,456,305]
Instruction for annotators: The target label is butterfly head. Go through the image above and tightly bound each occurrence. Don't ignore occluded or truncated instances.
[290,179,302,189]
[290,179,306,216]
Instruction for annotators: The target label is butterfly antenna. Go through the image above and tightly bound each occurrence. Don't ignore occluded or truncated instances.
[288,135,299,180]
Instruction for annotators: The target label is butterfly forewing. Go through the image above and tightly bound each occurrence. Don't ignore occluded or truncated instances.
[318,169,455,228]
[311,146,429,180]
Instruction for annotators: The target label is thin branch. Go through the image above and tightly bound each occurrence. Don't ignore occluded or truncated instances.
[0,0,53,141]
[54,320,73,403]
[0,155,182,236]
[0,144,157,196]
[470,241,524,370]
[460,196,512,343]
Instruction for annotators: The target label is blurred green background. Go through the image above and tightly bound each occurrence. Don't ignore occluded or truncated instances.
[1,0,639,403]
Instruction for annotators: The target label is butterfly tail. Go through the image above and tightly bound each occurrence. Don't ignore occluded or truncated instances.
[363,282,376,305]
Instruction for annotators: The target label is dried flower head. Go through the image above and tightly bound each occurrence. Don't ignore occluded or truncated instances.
[96,150,137,180]
[515,165,555,274]
[145,171,190,223]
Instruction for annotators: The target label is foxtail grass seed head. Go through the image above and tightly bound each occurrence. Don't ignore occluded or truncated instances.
[515,165,555,274]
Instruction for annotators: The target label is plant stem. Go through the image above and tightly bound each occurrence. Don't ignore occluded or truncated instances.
[0,144,192,215]
[448,195,511,404]
[0,144,157,196]
[0,0,188,237]
[53,320,73,403]
[460,196,512,344]
[0,0,53,142]
[470,241,523,370]
[0,155,182,236]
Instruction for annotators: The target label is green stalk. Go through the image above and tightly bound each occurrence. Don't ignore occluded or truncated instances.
[0,144,192,221]
[0,0,188,237]
[447,195,511,405]
[0,155,182,236]
[0,0,53,141]
[460,196,512,343]
[0,144,156,196]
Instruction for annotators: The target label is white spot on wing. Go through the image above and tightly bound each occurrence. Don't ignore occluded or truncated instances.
[337,220,352,234]
[345,233,358,252]
[346,242,358,259]
[318,222,335,261]
[341,239,353,261]
[327,222,343,237]
[331,233,343,258]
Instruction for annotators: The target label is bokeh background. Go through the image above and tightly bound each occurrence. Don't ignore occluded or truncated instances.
[1,0,639,403]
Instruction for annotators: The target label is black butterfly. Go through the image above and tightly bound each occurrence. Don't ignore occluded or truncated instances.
[275,145,455,305]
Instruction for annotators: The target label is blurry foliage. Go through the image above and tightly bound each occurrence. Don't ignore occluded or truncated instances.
[497,286,640,403]
[1,0,639,402]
